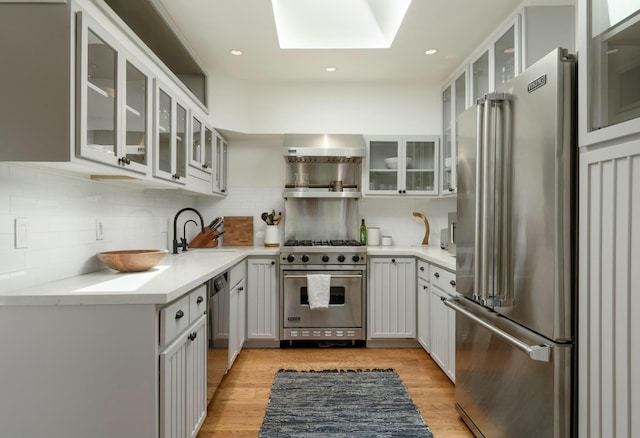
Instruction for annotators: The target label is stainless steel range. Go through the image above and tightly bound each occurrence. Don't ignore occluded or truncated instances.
[280,240,366,342]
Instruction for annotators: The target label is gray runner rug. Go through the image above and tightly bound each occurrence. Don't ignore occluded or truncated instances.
[259,369,434,437]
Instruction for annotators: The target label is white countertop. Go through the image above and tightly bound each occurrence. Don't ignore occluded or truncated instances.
[367,245,456,271]
[0,245,454,306]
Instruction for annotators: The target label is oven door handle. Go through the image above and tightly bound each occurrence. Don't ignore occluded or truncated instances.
[283,274,363,279]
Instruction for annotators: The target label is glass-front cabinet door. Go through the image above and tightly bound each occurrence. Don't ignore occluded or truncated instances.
[586,1,640,142]
[403,137,438,195]
[366,138,401,194]
[472,51,489,103]
[494,24,516,89]
[213,130,228,194]
[153,79,188,185]
[442,86,453,193]
[77,12,151,174]
[189,112,214,176]
[365,136,439,196]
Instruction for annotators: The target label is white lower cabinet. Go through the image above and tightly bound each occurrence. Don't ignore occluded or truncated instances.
[417,277,430,351]
[228,278,246,369]
[368,257,416,338]
[429,266,456,382]
[247,258,279,341]
[159,314,207,438]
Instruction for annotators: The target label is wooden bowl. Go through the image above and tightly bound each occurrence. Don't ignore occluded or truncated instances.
[97,249,169,273]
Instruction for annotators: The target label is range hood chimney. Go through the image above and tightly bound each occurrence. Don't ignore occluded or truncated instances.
[282,134,366,162]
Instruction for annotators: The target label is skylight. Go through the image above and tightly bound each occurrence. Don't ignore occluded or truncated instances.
[271,0,412,49]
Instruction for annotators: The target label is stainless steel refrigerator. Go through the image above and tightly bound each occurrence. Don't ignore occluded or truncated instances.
[445,48,576,438]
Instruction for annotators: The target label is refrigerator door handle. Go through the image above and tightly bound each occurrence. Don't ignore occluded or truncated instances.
[444,298,551,362]
[476,99,490,304]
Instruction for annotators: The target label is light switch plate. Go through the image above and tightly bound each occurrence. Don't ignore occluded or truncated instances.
[15,217,29,249]
[95,219,104,240]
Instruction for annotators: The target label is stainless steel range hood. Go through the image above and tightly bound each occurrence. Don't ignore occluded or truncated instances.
[282,134,365,199]
[282,134,366,162]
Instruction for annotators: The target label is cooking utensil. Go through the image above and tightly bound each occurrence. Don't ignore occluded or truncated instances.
[329,180,344,192]
[261,212,269,223]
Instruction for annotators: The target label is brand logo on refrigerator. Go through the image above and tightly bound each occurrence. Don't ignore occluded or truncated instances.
[527,74,547,93]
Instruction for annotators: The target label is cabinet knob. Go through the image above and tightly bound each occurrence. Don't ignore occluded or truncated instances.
[402,190,406,194]
[423,285,428,290]
[434,272,440,278]
[238,286,244,292]
[419,266,425,272]
[391,258,396,263]
[118,156,131,166]
[440,296,446,302]
[188,332,197,341]
[196,296,204,304]
[449,187,455,192]
[450,280,456,286]
[398,190,402,194]
[175,310,184,320]
[271,260,275,265]
[202,164,208,169]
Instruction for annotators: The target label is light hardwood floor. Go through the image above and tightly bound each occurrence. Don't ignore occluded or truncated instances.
[197,347,474,437]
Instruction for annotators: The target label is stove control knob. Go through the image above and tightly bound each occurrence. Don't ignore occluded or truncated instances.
[301,255,310,263]
[352,255,360,262]
[322,255,330,263]
[337,255,346,263]
[286,255,295,263]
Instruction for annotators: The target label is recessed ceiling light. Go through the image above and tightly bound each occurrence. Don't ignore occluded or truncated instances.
[503,47,515,54]
[230,49,243,56]
[325,66,337,72]
[424,48,438,55]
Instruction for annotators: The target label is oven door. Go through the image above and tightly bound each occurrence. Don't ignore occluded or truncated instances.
[282,270,362,328]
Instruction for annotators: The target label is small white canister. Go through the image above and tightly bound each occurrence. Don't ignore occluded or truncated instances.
[367,227,381,246]
[264,225,279,247]
[381,236,393,246]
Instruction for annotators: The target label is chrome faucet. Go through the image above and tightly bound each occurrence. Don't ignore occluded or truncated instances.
[173,208,205,254]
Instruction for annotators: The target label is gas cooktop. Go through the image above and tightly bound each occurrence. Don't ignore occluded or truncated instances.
[283,239,362,247]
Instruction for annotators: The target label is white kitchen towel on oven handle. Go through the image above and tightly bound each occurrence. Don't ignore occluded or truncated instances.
[306,274,331,310]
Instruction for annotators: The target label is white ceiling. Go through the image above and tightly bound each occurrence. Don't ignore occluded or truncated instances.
[154,0,525,84]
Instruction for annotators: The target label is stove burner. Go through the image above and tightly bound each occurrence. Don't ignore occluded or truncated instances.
[283,239,362,247]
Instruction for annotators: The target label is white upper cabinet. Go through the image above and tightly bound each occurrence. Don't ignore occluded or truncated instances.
[365,136,439,196]
[442,70,467,194]
[213,130,228,195]
[189,112,213,175]
[580,1,640,145]
[153,79,189,185]
[77,11,152,175]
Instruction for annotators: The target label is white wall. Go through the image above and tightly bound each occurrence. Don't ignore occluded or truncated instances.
[208,73,441,135]
[0,163,196,292]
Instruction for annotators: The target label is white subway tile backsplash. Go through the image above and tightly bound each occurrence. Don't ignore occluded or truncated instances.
[0,163,195,292]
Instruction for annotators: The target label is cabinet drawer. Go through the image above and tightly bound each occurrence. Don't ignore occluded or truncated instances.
[417,260,430,280]
[160,295,190,347]
[431,266,456,296]
[189,284,207,323]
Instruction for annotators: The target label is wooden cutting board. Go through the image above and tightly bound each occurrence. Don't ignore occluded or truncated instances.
[223,216,254,246]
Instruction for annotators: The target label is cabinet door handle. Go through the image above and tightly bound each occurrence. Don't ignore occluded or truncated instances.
[423,285,428,290]
[419,266,425,272]
[271,261,275,265]
[450,280,456,286]
[391,258,396,263]
[434,272,440,278]
[238,286,244,292]
[175,310,184,320]
[188,332,197,341]
[440,296,446,302]
[196,296,204,304]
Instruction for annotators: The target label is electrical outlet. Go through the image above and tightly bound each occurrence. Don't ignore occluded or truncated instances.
[96,219,104,240]
[15,217,29,249]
